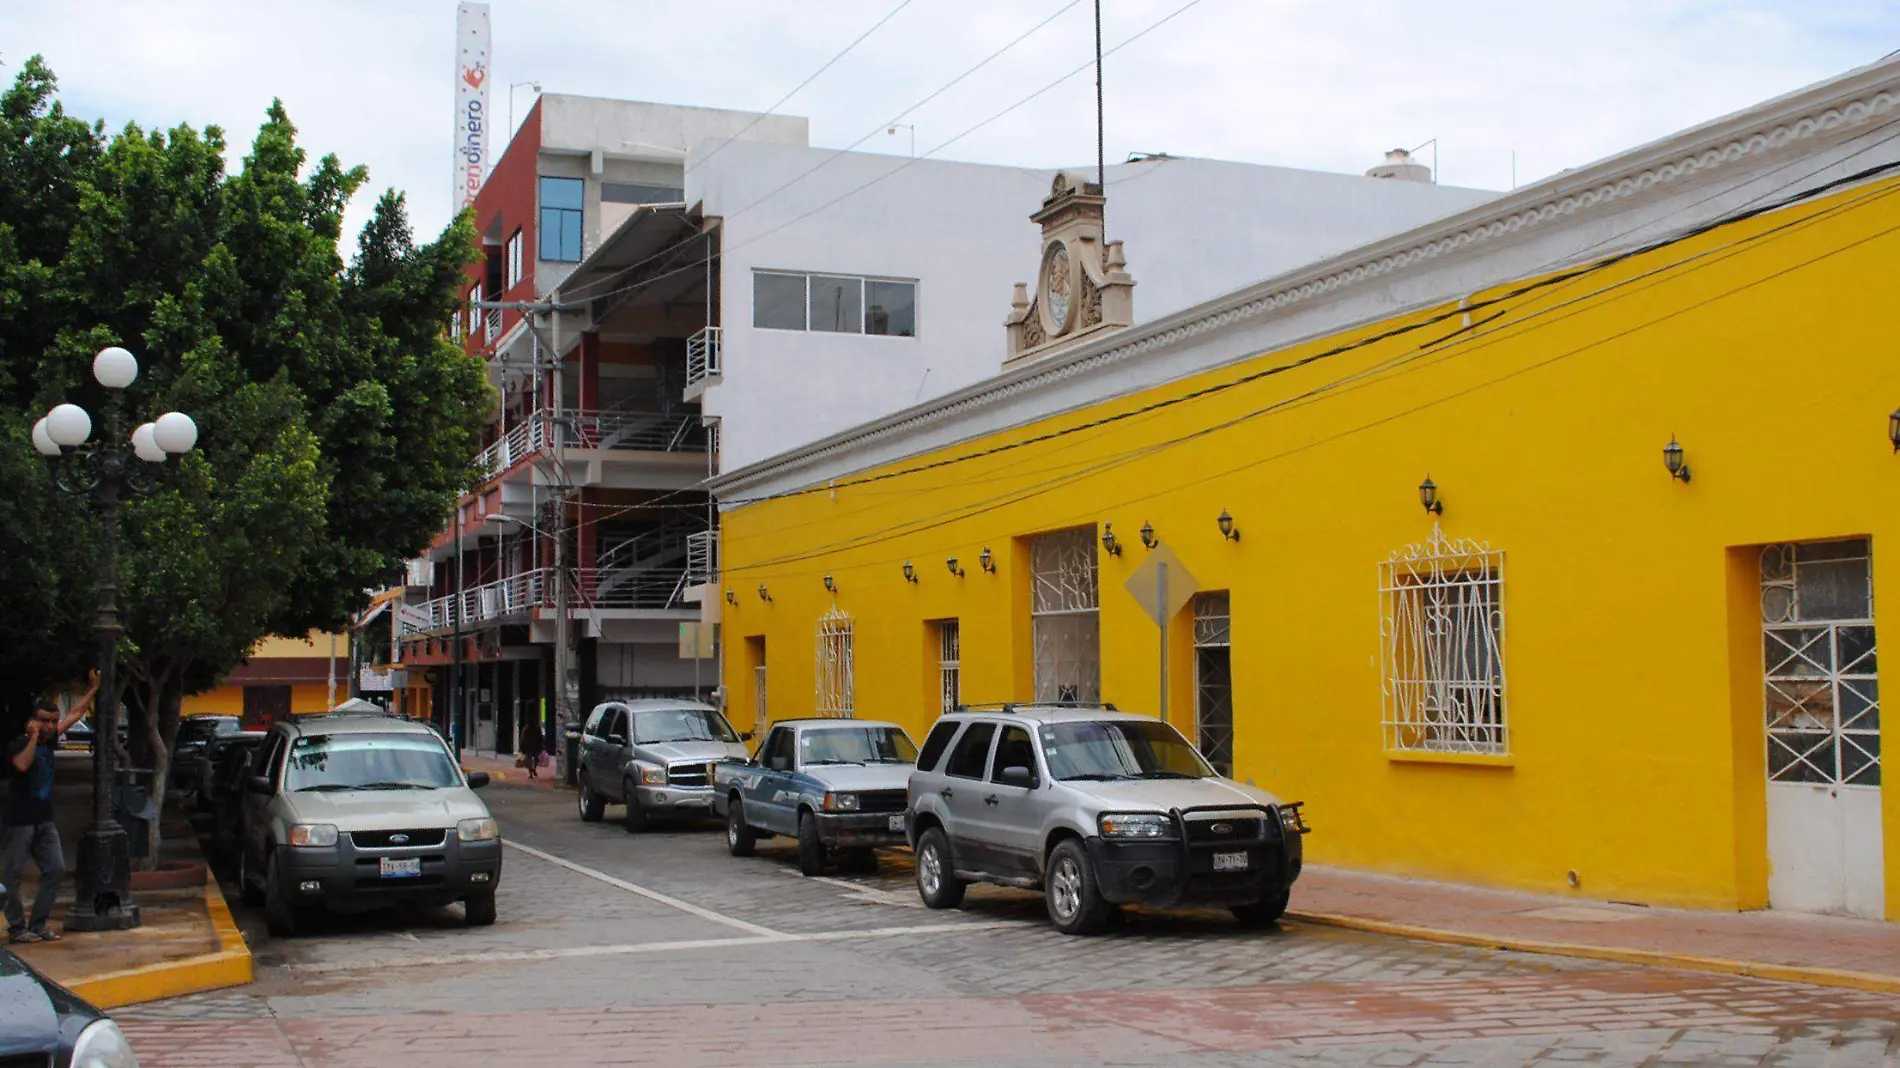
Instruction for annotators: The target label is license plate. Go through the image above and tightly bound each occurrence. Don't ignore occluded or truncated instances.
[1212,851,1249,873]
[380,857,422,879]
[887,815,905,832]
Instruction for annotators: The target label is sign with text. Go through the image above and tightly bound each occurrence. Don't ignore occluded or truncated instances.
[452,3,491,212]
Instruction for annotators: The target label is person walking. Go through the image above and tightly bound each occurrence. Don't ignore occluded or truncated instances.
[5,672,99,944]
[518,717,544,780]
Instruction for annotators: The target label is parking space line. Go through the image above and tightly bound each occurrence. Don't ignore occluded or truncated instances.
[505,839,785,938]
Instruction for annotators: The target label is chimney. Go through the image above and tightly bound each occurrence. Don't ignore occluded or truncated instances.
[1366,148,1432,183]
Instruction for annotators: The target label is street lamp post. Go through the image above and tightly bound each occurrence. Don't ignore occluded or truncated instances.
[32,346,198,932]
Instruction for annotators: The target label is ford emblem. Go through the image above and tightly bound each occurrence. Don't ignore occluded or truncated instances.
[1209,822,1233,835]
[390,834,410,845]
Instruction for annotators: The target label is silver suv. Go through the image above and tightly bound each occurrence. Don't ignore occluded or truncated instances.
[906,705,1308,935]
[238,713,501,937]
[575,699,751,831]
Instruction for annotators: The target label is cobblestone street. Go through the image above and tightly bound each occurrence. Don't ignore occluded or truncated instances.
[116,784,1900,1067]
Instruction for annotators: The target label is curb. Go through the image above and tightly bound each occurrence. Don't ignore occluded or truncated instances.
[65,877,254,1009]
[1287,908,1900,996]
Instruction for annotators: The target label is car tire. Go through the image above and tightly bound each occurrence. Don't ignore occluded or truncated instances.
[1045,839,1113,935]
[577,775,605,822]
[238,847,265,907]
[264,853,302,938]
[795,811,827,876]
[913,827,966,909]
[727,798,758,857]
[464,891,498,927]
[622,779,649,833]
[1231,887,1291,929]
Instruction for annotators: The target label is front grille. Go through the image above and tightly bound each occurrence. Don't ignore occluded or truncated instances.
[1184,816,1267,843]
[667,763,715,787]
[350,828,448,849]
[856,789,908,813]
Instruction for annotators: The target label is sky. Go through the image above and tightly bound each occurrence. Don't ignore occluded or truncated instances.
[3,1,1896,251]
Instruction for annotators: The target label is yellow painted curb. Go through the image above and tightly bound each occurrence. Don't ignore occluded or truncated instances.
[1288,908,1900,996]
[66,878,255,1009]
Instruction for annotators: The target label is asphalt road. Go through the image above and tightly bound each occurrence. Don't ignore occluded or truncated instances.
[117,781,1900,1067]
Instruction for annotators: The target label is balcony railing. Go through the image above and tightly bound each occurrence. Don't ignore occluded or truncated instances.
[475,407,707,478]
[685,529,717,587]
[686,326,722,387]
[398,563,692,636]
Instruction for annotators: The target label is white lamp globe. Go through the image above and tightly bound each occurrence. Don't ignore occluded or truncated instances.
[153,411,197,454]
[46,403,92,448]
[132,423,165,463]
[31,418,60,457]
[92,346,139,390]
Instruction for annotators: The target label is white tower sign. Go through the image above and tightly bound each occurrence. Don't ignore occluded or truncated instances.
[453,2,491,212]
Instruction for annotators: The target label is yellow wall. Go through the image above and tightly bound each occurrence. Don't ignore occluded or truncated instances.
[179,633,351,717]
[719,177,1900,917]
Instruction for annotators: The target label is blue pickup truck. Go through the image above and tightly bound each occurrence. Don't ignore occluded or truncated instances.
[712,718,919,876]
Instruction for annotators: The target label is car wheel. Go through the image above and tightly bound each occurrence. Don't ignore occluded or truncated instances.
[1045,839,1113,935]
[727,798,758,857]
[795,811,827,876]
[237,847,265,907]
[622,780,649,833]
[577,775,605,822]
[913,827,966,909]
[1231,887,1291,929]
[264,853,302,938]
[464,891,497,927]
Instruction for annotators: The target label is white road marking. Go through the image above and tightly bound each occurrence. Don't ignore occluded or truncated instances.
[504,838,786,938]
[286,920,1023,976]
[779,868,923,908]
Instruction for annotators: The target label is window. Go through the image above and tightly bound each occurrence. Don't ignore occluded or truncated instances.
[1193,592,1234,777]
[937,620,961,715]
[751,270,916,337]
[763,727,795,772]
[504,229,524,291]
[583,705,608,736]
[1039,719,1214,780]
[285,733,460,792]
[1762,539,1879,786]
[1030,529,1100,703]
[467,285,482,339]
[989,726,1037,783]
[602,182,683,204]
[945,722,997,780]
[916,720,960,773]
[539,176,584,262]
[800,725,917,766]
[815,607,854,717]
[630,708,739,744]
[1380,526,1507,754]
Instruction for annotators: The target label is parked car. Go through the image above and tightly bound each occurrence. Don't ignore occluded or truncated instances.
[713,718,918,875]
[574,700,751,831]
[0,944,141,1066]
[195,728,267,814]
[906,704,1309,935]
[60,716,93,752]
[205,731,268,857]
[172,714,242,796]
[237,711,501,937]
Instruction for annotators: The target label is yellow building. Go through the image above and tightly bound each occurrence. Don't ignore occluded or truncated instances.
[712,61,1900,922]
[181,631,351,725]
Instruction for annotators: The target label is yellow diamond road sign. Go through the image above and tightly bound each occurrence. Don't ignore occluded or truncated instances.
[1124,541,1198,628]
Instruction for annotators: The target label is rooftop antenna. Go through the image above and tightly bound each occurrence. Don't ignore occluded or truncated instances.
[1412,138,1439,185]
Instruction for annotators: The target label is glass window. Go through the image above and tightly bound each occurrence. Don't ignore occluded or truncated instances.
[584,706,608,736]
[630,708,739,744]
[989,726,1037,782]
[284,733,462,792]
[601,182,683,204]
[538,176,584,262]
[916,720,959,773]
[799,725,918,766]
[808,275,863,334]
[753,272,808,331]
[504,230,524,291]
[763,727,795,772]
[865,280,915,337]
[1039,719,1214,781]
[944,722,997,780]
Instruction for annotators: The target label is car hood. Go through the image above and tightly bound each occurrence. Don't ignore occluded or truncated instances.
[284,787,492,830]
[0,949,94,1057]
[801,764,913,791]
[635,741,749,764]
[1064,776,1284,812]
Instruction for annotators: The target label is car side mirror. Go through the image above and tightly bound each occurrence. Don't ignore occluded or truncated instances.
[607,734,628,747]
[1000,766,1037,789]
[739,731,754,742]
[466,771,490,790]
[245,776,274,796]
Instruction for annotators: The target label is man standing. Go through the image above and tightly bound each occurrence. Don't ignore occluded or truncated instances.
[5,673,99,944]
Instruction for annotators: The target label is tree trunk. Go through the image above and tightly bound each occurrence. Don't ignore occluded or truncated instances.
[139,665,183,871]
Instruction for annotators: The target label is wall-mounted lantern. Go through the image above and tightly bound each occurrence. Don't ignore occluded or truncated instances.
[1139,522,1157,549]
[1888,408,1899,452]
[725,589,738,606]
[979,547,996,573]
[757,584,772,602]
[902,561,918,583]
[823,574,837,593]
[1217,510,1239,542]
[1663,436,1691,483]
[1101,524,1122,557]
[1419,476,1444,516]
[946,557,964,578]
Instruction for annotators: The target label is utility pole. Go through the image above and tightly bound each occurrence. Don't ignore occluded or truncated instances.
[451,503,463,756]
[1094,0,1105,193]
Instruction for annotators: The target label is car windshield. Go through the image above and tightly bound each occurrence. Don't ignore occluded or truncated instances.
[284,733,462,792]
[630,708,739,745]
[800,726,918,766]
[1039,719,1215,781]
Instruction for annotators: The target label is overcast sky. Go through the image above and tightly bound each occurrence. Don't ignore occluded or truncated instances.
[4,1,1896,249]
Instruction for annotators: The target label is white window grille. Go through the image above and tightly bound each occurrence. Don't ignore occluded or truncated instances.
[754,663,768,730]
[504,230,524,292]
[815,607,854,718]
[1031,528,1100,704]
[938,620,961,714]
[1762,539,1880,786]
[467,284,481,339]
[1380,525,1507,754]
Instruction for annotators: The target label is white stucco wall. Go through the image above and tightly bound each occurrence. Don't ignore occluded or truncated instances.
[688,140,1496,471]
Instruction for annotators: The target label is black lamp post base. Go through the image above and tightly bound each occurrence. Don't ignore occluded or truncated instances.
[64,822,141,932]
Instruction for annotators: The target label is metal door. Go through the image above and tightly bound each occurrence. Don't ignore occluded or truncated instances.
[1761,539,1884,918]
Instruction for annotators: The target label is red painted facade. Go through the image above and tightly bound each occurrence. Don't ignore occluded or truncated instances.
[461,98,544,350]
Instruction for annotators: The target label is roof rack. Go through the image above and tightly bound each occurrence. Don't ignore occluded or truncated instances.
[953,701,1118,713]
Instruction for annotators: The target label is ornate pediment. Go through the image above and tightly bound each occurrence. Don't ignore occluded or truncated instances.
[1005,171,1134,368]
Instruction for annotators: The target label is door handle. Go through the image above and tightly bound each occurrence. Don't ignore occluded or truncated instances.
[984,795,999,806]
[939,787,954,800]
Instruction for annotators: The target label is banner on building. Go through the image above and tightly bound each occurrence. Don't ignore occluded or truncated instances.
[453,2,491,213]
[360,667,407,692]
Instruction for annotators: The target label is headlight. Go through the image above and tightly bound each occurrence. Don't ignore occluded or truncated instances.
[1098,812,1173,839]
[639,764,667,785]
[71,1018,140,1068]
[824,792,859,812]
[287,824,338,847]
[457,817,500,842]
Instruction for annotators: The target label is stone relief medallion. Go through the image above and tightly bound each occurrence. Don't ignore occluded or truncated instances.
[1042,241,1073,335]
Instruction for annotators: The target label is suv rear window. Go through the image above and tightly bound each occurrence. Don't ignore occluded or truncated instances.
[944,722,997,780]
[916,720,960,773]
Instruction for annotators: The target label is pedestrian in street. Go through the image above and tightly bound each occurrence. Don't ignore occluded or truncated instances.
[519,718,544,780]
[5,672,99,944]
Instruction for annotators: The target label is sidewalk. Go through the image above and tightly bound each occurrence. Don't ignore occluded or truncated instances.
[460,750,566,790]
[1291,865,1900,994]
